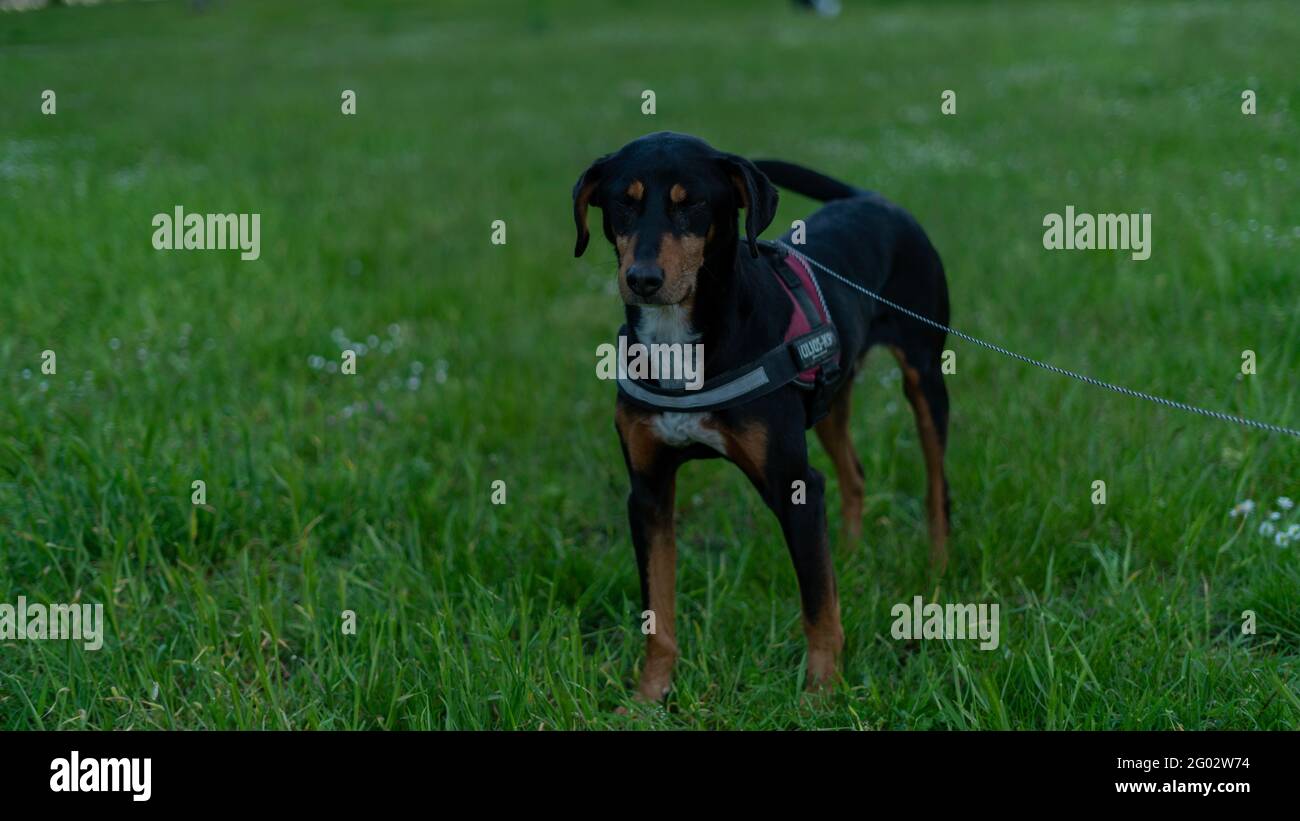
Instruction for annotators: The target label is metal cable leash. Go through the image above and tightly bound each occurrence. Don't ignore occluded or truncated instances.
[773,240,1300,440]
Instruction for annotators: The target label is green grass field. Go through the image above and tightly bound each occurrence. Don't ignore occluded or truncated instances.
[2,0,1298,729]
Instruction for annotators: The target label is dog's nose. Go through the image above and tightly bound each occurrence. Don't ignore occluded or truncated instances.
[626,263,664,297]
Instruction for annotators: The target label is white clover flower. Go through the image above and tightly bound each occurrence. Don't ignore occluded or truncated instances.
[1278,496,1295,510]
[1275,532,1290,548]
[1260,522,1276,536]
[1288,524,1300,538]
[1230,500,1256,518]
[1269,511,1282,521]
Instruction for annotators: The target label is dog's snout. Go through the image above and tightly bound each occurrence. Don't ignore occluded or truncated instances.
[626,262,665,297]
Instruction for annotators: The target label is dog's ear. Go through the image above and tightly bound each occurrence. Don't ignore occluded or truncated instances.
[716,153,778,257]
[572,155,610,257]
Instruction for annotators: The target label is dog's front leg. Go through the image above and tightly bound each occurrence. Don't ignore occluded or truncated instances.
[718,413,845,692]
[617,407,681,702]
[627,472,679,701]
[774,463,844,691]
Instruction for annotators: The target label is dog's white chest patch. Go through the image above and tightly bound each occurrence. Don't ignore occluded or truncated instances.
[635,306,721,451]
[636,305,700,345]
[651,412,726,453]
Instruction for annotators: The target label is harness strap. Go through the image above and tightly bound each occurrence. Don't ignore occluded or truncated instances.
[616,324,810,412]
[775,255,825,331]
[614,243,839,415]
[772,251,838,384]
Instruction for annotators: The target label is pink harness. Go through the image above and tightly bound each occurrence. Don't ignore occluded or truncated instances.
[615,242,840,426]
[775,253,838,385]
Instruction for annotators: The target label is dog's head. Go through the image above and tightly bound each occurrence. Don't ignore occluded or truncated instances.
[572,132,778,306]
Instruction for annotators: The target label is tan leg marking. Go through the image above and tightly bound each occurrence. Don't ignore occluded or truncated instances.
[814,388,865,542]
[890,347,949,572]
[636,498,677,701]
[803,587,844,692]
[616,403,657,472]
[707,418,768,481]
[616,405,680,701]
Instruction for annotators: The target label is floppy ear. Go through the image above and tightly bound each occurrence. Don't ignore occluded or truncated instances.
[572,155,609,257]
[717,153,779,257]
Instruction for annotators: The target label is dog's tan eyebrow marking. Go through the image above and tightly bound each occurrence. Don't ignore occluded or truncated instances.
[627,180,644,201]
[670,183,687,203]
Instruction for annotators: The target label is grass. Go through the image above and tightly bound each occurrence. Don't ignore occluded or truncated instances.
[1,0,1298,729]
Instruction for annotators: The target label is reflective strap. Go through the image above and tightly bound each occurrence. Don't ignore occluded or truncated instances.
[618,365,770,410]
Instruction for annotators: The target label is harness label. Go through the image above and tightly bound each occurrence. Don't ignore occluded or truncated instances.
[793,328,837,369]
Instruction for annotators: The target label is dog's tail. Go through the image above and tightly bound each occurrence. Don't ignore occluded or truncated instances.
[752,159,863,202]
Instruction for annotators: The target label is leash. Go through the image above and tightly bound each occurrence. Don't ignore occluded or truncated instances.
[773,239,1300,440]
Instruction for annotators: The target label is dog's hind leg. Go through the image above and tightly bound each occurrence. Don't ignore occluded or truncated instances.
[814,385,866,544]
[889,344,951,572]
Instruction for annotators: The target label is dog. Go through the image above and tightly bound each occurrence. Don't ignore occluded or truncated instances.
[573,131,951,699]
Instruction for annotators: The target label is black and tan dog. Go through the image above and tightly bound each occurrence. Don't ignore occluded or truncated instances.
[573,131,950,699]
